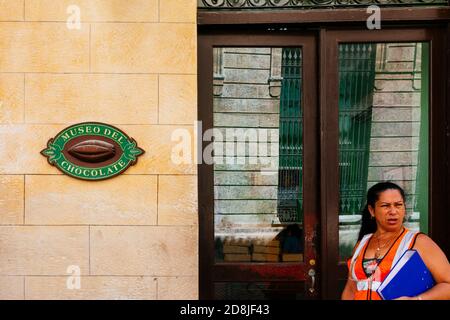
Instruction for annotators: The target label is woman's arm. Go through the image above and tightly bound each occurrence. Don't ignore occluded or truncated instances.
[407,234,450,300]
[342,241,360,300]
[341,276,357,300]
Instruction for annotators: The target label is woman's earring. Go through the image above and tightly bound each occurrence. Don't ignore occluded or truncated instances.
[370,215,374,220]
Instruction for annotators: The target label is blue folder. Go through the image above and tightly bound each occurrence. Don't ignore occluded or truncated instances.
[377,249,435,300]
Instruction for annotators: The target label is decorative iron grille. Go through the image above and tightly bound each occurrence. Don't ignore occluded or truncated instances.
[198,0,447,9]
[338,43,376,215]
[277,48,303,224]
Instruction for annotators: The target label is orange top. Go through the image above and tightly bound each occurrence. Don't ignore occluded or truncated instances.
[347,228,421,300]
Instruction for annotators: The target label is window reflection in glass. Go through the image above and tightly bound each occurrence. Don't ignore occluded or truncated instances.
[338,43,429,261]
[213,47,304,263]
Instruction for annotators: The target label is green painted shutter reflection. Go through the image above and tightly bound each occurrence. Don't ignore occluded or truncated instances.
[277,48,303,224]
[338,44,376,215]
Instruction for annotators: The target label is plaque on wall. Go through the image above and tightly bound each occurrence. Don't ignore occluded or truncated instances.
[41,122,145,181]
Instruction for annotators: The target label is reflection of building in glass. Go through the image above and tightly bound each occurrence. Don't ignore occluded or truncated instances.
[212,44,428,261]
[213,47,305,263]
[339,43,428,258]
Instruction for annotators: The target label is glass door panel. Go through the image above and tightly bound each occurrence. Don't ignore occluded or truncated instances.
[205,38,319,299]
[213,47,304,265]
[338,42,429,261]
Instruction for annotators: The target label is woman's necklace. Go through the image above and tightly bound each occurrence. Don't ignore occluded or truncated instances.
[373,229,402,259]
[374,237,391,259]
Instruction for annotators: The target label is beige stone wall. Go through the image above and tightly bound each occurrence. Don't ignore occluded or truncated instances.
[0,0,198,300]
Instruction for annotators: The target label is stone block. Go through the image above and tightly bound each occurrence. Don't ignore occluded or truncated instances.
[0,74,24,124]
[370,137,419,152]
[215,214,281,227]
[374,79,416,92]
[214,186,278,200]
[25,74,158,124]
[160,0,196,23]
[25,0,158,22]
[221,84,272,99]
[223,68,270,84]
[0,276,23,299]
[367,166,416,181]
[214,113,279,128]
[158,175,197,226]
[0,226,89,275]
[91,23,196,74]
[0,175,24,224]
[372,107,421,122]
[214,171,278,186]
[0,0,23,21]
[0,124,65,174]
[90,226,197,276]
[0,22,89,72]
[25,175,157,225]
[371,122,420,137]
[157,276,198,300]
[373,92,420,107]
[121,125,196,175]
[214,200,277,214]
[159,75,196,125]
[214,98,279,114]
[25,276,157,300]
[223,54,271,69]
[369,151,418,166]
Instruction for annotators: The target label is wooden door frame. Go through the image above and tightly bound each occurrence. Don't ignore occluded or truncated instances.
[198,11,450,300]
[197,7,450,25]
[198,31,319,299]
[322,26,447,299]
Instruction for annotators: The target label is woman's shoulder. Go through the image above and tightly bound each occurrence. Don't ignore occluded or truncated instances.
[412,232,442,255]
[414,232,434,246]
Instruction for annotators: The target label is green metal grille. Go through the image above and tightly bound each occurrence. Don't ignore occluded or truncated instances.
[277,48,303,224]
[338,44,376,215]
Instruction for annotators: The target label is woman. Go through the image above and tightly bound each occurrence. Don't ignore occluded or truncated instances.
[341,182,450,300]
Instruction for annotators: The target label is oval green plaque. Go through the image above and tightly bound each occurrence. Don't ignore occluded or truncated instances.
[41,122,145,181]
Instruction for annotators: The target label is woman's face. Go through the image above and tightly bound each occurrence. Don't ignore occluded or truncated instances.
[368,189,406,232]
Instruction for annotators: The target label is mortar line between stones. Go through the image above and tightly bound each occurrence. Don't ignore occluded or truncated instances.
[2,274,194,278]
[23,175,26,224]
[89,24,92,72]
[2,20,191,24]
[89,225,91,275]
[1,224,196,227]
[0,72,196,76]
[156,175,159,225]
[0,173,196,176]
[23,74,25,123]
[157,74,160,124]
